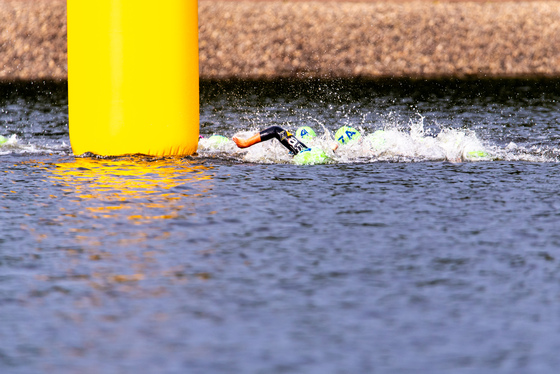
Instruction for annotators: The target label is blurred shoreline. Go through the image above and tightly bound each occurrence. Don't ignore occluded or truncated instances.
[1,0,560,81]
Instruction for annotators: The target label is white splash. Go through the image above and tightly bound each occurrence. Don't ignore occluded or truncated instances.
[197,117,559,164]
[0,134,71,155]
[0,134,21,154]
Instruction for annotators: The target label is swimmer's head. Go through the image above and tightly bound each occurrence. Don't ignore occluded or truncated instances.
[201,134,230,149]
[208,134,229,144]
[0,135,6,145]
[335,126,361,145]
[296,126,317,142]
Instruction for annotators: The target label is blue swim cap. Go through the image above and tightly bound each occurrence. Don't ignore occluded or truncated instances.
[335,126,361,145]
[296,126,317,141]
[293,147,329,165]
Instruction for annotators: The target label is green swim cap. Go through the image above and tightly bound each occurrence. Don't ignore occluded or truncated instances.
[0,135,6,145]
[296,126,316,141]
[293,148,329,165]
[206,134,230,148]
[335,126,361,145]
[366,130,387,150]
[466,150,489,158]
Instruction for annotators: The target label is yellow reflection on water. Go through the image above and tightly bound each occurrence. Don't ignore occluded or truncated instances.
[37,156,215,293]
[47,156,212,223]
[43,156,213,246]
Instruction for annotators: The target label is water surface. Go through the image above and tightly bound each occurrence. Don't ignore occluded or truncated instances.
[1,79,560,373]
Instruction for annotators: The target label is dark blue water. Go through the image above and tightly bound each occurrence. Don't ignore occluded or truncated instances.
[1,79,560,373]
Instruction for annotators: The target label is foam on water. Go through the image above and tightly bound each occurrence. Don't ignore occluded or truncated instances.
[0,133,70,155]
[1,123,556,164]
[197,116,557,164]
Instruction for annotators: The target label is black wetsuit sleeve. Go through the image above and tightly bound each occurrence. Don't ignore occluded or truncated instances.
[259,126,308,155]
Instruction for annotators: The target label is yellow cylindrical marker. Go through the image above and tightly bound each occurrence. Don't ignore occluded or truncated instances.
[67,1,199,156]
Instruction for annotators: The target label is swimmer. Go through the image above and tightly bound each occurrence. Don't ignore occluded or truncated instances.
[233,126,338,154]
[233,126,338,165]
[233,126,308,154]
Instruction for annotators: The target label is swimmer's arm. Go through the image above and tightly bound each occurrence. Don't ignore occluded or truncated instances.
[233,133,262,148]
[233,126,283,148]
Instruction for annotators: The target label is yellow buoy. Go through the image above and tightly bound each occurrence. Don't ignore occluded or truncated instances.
[67,1,199,156]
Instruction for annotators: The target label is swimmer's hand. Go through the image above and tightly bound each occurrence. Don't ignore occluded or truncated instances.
[331,142,339,151]
[232,136,250,148]
[233,133,262,148]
